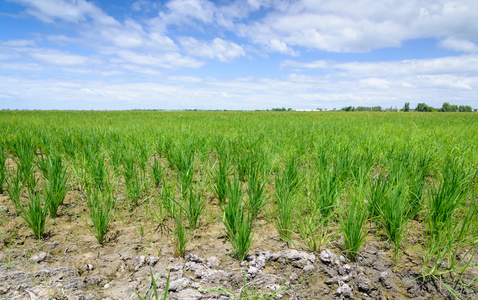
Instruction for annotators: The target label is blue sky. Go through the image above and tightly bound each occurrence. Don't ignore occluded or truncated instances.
[1,0,478,110]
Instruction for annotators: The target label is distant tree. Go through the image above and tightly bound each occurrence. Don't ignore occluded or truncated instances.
[458,105,472,112]
[440,102,458,112]
[415,103,428,112]
[403,102,410,112]
[372,106,382,112]
[287,108,293,111]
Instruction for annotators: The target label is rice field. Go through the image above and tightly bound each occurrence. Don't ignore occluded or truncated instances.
[0,110,477,298]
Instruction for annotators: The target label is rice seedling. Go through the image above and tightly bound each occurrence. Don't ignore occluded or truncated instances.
[246,164,268,221]
[340,185,369,261]
[0,143,7,194]
[222,176,244,238]
[406,151,433,218]
[160,181,176,216]
[18,189,50,240]
[135,267,170,300]
[212,154,230,205]
[13,137,36,190]
[167,140,195,198]
[122,153,145,207]
[6,168,24,215]
[428,156,473,240]
[368,171,389,221]
[378,183,411,260]
[44,152,69,218]
[230,212,255,261]
[274,174,295,242]
[84,188,115,244]
[172,208,189,258]
[312,162,341,220]
[151,156,163,188]
[183,186,206,230]
[296,208,336,252]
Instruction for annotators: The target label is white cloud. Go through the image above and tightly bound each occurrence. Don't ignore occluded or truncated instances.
[235,0,478,54]
[114,50,203,69]
[29,48,91,65]
[179,37,245,61]
[439,37,478,53]
[282,55,478,77]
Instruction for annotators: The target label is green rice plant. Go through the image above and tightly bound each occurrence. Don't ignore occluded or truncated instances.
[81,136,107,191]
[423,197,478,282]
[36,148,49,180]
[246,165,268,221]
[220,176,255,260]
[222,176,244,238]
[281,156,301,193]
[122,154,145,207]
[296,209,336,252]
[84,188,115,244]
[312,163,341,220]
[172,208,189,258]
[235,148,251,182]
[428,157,473,240]
[406,151,433,218]
[368,172,389,221]
[136,267,170,300]
[183,187,206,230]
[151,156,164,188]
[340,186,369,261]
[167,141,195,198]
[18,190,49,240]
[274,173,295,242]
[212,155,231,205]
[160,181,176,216]
[44,153,69,218]
[378,183,411,260]
[13,137,36,190]
[0,143,7,194]
[6,168,24,215]
[230,213,255,261]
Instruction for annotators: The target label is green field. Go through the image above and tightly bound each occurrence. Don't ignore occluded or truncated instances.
[1,110,477,297]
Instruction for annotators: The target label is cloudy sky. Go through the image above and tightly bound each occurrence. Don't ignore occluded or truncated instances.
[1,0,477,110]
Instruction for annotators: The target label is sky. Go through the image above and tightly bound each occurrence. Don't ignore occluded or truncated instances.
[0,0,478,110]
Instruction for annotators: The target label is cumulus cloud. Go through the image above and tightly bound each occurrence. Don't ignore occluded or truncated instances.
[282,55,478,77]
[235,0,478,54]
[179,37,245,61]
[439,37,478,53]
